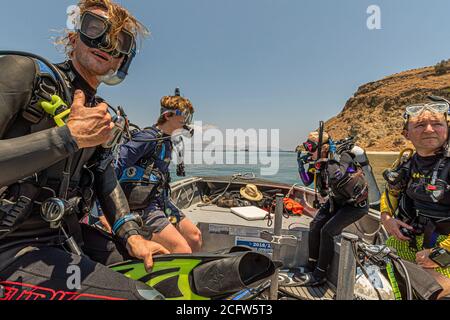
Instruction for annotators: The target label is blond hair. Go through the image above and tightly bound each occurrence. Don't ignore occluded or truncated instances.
[57,0,149,57]
[307,131,330,144]
[306,131,330,157]
[157,95,195,125]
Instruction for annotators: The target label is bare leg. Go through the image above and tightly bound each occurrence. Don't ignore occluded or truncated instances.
[424,269,450,299]
[177,219,203,252]
[151,224,192,254]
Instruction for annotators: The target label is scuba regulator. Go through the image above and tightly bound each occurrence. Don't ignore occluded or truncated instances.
[96,105,130,173]
[382,148,414,192]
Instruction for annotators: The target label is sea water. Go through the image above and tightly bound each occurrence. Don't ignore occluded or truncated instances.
[171,151,397,192]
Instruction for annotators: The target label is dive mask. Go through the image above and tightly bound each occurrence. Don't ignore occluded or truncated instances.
[303,140,318,153]
[404,102,450,118]
[78,11,135,58]
[162,108,194,126]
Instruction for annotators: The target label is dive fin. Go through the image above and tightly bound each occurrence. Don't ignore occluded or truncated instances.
[110,247,277,300]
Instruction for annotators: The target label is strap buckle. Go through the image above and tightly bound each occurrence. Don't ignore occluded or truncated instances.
[260,231,298,247]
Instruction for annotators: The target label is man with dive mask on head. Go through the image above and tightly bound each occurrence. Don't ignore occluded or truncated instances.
[111,89,202,254]
[381,97,450,299]
[0,0,170,300]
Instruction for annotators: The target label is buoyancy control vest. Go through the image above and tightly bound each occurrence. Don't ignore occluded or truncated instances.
[319,150,369,208]
[389,153,450,247]
[0,54,101,247]
[404,155,450,218]
[119,126,173,211]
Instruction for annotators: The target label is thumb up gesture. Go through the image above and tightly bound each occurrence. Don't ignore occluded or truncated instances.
[67,90,114,149]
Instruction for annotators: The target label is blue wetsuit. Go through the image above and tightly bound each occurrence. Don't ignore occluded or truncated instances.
[116,126,183,236]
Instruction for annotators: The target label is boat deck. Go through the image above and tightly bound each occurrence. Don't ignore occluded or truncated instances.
[279,284,335,300]
[184,203,313,230]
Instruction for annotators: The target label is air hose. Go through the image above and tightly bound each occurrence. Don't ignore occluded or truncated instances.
[353,240,413,300]
[198,173,256,207]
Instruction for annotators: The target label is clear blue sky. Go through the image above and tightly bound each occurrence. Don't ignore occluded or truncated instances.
[2,0,450,149]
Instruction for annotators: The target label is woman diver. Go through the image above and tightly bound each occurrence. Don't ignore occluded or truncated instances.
[296,129,370,286]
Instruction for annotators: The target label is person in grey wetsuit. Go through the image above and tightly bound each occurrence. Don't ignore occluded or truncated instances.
[0,0,169,300]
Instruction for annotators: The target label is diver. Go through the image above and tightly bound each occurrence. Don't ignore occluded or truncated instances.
[112,90,203,253]
[381,98,450,299]
[0,0,170,300]
[295,128,370,286]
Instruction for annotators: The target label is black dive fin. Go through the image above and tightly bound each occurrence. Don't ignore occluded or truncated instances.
[110,246,277,300]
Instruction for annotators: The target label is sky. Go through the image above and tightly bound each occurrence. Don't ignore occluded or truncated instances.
[2,0,450,150]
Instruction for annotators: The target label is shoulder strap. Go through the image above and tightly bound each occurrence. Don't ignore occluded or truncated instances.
[137,127,165,178]
[437,157,450,182]
[22,59,72,124]
[22,59,58,124]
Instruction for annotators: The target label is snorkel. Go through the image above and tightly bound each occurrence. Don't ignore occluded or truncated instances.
[171,88,195,138]
[313,121,325,209]
[328,137,337,160]
[97,46,136,86]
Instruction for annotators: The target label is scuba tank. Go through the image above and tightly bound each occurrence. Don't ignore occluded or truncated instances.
[351,145,381,208]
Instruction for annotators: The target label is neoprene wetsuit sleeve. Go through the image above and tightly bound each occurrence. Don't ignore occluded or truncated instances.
[94,163,141,243]
[440,237,450,252]
[0,55,79,187]
[380,187,399,216]
[297,155,314,186]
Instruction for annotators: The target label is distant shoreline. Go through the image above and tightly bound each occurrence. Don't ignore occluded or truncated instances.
[188,150,400,154]
[366,151,399,155]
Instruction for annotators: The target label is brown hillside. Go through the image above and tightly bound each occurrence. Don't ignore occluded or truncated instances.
[325,63,450,151]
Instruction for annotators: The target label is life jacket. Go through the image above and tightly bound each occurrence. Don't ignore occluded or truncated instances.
[283,198,304,215]
[119,127,173,211]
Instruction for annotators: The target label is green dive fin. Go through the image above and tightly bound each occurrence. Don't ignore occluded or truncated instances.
[110,246,277,300]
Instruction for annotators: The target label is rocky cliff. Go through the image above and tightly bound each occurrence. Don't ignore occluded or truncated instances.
[325,62,450,151]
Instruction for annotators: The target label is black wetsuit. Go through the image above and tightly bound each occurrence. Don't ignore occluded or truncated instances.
[0,55,160,300]
[298,152,369,279]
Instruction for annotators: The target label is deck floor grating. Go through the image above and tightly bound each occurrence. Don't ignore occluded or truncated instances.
[279,283,335,300]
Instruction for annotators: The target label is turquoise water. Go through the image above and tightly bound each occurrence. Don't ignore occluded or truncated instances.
[170,152,397,191]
